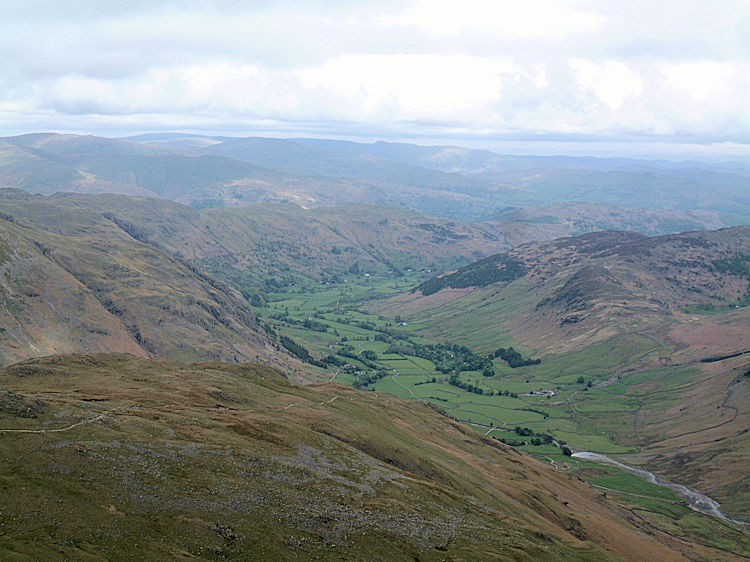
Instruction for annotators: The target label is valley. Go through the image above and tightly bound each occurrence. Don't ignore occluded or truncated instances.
[247,237,750,556]
[0,138,748,559]
[4,0,750,558]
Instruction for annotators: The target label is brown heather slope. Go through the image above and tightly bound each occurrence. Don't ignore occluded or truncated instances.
[623,354,750,518]
[377,227,750,354]
[0,190,543,289]
[0,353,722,560]
[2,191,726,298]
[0,211,273,367]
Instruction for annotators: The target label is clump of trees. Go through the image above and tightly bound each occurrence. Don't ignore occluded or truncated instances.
[390,342,494,374]
[280,335,326,368]
[494,347,541,368]
[448,374,493,395]
[495,428,556,447]
[352,369,390,389]
[712,253,750,280]
[418,255,527,296]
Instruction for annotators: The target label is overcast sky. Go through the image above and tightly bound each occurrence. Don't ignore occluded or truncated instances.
[2,1,749,157]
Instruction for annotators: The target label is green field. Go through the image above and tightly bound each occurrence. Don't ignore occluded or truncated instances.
[258,273,663,457]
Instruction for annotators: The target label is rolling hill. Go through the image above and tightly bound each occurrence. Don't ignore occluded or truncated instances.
[491,201,725,237]
[0,190,513,292]
[382,227,750,352]
[0,186,733,295]
[2,132,749,224]
[0,134,380,209]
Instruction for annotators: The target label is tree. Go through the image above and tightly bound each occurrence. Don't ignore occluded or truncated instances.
[250,293,266,307]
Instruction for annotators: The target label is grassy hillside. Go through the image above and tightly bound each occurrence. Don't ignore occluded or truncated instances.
[256,268,750,528]
[0,352,727,560]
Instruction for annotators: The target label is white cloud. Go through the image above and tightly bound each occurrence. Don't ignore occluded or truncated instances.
[388,0,605,39]
[46,64,300,117]
[296,54,515,122]
[661,61,738,102]
[39,55,517,126]
[569,59,645,110]
[0,0,749,149]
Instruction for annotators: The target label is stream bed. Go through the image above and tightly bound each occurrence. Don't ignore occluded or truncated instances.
[571,451,747,525]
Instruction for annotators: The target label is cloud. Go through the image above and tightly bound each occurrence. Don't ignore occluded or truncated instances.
[0,0,749,150]
[569,59,644,110]
[661,61,738,102]
[296,54,515,122]
[388,0,605,39]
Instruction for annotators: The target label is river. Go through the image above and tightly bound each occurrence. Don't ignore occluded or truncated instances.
[571,451,747,525]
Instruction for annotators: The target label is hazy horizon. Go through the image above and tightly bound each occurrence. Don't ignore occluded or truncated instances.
[2,129,748,164]
[2,1,749,161]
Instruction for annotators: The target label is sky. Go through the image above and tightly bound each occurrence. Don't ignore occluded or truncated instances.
[1,0,749,158]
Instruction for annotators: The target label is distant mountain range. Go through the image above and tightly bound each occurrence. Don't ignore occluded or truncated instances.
[2,132,749,224]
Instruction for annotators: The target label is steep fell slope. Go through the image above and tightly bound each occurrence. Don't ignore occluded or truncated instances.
[0,353,713,560]
[0,191,534,291]
[0,211,271,366]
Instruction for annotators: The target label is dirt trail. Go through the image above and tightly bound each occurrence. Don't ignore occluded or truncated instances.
[1,391,343,435]
[390,371,417,398]
[485,423,506,436]
[0,413,108,434]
